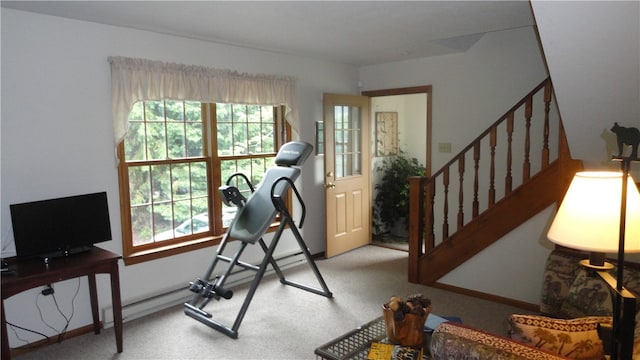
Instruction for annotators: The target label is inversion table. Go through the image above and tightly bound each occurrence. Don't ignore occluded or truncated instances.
[184,141,333,338]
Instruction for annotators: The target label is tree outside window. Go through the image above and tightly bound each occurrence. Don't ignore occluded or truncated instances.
[118,100,287,264]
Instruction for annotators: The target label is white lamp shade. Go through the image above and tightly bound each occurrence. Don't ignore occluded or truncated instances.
[547,171,640,253]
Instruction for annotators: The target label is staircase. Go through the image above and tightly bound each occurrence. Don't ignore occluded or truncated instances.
[407,78,583,285]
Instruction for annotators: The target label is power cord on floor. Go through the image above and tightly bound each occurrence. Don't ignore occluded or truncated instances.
[8,277,82,349]
[5,320,50,349]
[36,277,81,343]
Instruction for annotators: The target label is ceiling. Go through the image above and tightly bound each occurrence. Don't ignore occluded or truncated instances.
[1,1,535,66]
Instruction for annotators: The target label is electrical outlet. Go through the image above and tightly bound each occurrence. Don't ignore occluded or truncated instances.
[41,284,54,296]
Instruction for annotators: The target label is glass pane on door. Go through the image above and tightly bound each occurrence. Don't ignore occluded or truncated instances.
[334,105,361,179]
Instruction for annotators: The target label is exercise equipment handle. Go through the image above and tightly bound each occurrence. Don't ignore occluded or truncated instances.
[225,172,255,193]
[270,177,306,228]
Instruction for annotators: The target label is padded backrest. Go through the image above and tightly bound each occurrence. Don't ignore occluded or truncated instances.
[227,142,312,244]
[228,166,299,244]
[274,141,313,166]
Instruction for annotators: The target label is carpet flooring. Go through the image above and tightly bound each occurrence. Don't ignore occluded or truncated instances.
[371,235,409,251]
[13,245,534,359]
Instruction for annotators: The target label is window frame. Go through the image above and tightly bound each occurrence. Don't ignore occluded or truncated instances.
[117,102,290,265]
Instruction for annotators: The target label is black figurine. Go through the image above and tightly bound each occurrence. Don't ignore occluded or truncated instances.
[610,122,639,160]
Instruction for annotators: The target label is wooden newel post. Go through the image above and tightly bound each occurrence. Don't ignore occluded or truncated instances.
[408,176,426,283]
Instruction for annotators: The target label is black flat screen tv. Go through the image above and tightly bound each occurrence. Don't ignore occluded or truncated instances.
[10,191,112,260]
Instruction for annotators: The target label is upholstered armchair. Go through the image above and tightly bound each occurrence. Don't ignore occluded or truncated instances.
[430,248,640,360]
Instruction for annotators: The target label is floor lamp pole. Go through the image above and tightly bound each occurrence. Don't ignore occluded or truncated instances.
[617,158,630,293]
[610,157,635,360]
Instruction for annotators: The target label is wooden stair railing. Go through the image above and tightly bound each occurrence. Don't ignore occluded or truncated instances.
[407,78,583,285]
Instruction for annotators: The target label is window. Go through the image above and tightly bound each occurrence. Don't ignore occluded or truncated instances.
[334,105,362,178]
[118,100,288,265]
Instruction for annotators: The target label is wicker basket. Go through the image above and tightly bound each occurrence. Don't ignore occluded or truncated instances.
[382,304,431,347]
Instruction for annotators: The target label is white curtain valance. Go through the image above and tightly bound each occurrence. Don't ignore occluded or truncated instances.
[109,56,298,145]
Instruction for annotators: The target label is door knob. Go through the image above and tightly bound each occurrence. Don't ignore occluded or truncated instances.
[325,182,336,189]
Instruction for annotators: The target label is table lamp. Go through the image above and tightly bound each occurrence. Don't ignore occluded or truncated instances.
[547,169,640,359]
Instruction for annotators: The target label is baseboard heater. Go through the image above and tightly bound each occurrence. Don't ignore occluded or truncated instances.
[102,251,306,328]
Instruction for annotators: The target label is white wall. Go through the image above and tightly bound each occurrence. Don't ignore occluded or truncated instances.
[360,25,553,304]
[371,94,428,161]
[360,26,548,172]
[0,9,358,346]
[0,5,591,345]
[370,94,427,234]
[401,94,429,165]
[531,1,640,171]
[530,0,640,262]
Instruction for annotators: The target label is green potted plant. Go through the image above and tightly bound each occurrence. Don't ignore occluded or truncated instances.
[373,150,426,238]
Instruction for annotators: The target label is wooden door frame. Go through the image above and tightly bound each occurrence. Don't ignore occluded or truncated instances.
[361,85,433,176]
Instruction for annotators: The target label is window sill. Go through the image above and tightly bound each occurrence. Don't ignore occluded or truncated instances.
[123,236,221,266]
[122,221,283,266]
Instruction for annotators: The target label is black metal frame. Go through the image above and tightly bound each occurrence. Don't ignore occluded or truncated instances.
[184,174,333,338]
[597,271,636,359]
[606,156,638,360]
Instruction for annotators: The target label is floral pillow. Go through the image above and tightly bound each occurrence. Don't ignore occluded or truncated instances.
[539,251,582,317]
[560,268,613,318]
[506,314,611,360]
[431,321,565,359]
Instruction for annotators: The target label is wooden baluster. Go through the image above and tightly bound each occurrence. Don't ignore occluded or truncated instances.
[426,179,435,252]
[523,97,532,181]
[442,167,449,240]
[506,113,514,194]
[418,177,426,255]
[409,176,426,259]
[558,119,570,160]
[473,142,480,218]
[489,127,497,206]
[407,78,575,285]
[408,176,425,283]
[457,155,465,231]
[542,81,551,167]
